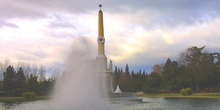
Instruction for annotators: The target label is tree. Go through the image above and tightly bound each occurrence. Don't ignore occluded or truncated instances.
[3,66,16,91]
[118,64,135,92]
[125,64,129,75]
[27,74,38,93]
[0,59,11,81]
[118,73,135,92]
[15,67,26,89]
[162,58,179,91]
[112,66,118,91]
[39,65,46,81]
[143,72,162,93]
[178,46,215,91]
[38,78,56,95]
[150,72,162,88]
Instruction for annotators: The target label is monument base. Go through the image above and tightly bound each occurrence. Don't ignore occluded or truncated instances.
[109,92,142,102]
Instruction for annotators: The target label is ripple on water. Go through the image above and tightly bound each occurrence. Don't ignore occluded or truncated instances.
[1,97,220,110]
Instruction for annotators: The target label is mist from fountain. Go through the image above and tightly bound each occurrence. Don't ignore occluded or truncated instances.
[10,37,115,110]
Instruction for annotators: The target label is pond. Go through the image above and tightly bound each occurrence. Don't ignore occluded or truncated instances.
[1,97,220,110]
[117,97,220,110]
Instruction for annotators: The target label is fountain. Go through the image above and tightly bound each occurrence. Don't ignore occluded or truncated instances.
[9,37,112,110]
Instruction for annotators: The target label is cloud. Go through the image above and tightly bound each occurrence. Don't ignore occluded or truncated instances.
[48,22,76,29]
[0,20,18,28]
[1,0,220,19]
[0,1,47,19]
[106,16,220,70]
[1,0,220,72]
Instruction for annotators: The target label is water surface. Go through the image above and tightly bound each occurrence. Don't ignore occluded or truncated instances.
[1,97,220,110]
[118,97,220,110]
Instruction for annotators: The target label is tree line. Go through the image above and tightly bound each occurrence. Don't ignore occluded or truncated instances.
[1,65,56,97]
[1,46,219,95]
[113,46,220,93]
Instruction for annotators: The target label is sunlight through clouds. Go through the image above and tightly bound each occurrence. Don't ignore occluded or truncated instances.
[0,0,220,72]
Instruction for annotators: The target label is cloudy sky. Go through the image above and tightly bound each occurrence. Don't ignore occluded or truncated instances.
[0,0,220,73]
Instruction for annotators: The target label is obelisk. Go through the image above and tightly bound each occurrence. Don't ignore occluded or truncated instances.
[96,4,107,71]
[96,4,113,94]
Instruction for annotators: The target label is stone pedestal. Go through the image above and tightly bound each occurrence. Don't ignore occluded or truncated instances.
[109,92,142,102]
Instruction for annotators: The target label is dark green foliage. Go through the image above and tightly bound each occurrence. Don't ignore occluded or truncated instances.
[162,59,179,91]
[8,88,28,97]
[142,72,162,93]
[143,86,158,94]
[125,64,129,75]
[149,72,162,88]
[178,46,215,91]
[132,70,147,92]
[118,74,135,92]
[1,65,56,97]
[3,66,16,91]
[112,66,118,91]
[38,78,56,96]
[26,74,38,93]
[15,67,26,89]
[118,64,135,92]
[22,92,36,99]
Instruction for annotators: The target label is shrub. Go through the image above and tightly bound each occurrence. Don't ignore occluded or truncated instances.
[180,88,193,96]
[22,92,36,99]
[185,88,193,95]
[180,88,186,96]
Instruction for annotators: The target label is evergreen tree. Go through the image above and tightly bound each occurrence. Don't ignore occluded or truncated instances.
[27,74,38,93]
[162,58,179,91]
[142,71,146,89]
[131,70,135,80]
[112,66,118,91]
[143,72,162,93]
[118,64,135,92]
[38,78,56,95]
[15,67,26,89]
[125,64,129,75]
[134,70,142,91]
[3,66,16,91]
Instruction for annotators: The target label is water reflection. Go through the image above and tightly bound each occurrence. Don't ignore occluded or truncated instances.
[0,101,29,110]
[117,97,220,110]
[1,97,220,110]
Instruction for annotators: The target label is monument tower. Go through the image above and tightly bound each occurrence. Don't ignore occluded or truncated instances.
[96,4,107,71]
[96,4,113,94]
[95,5,142,101]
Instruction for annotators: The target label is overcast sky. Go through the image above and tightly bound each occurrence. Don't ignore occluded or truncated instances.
[0,0,220,73]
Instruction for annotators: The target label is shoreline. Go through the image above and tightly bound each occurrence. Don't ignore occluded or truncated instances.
[136,95,220,98]
[0,96,50,102]
[0,93,220,102]
[135,92,220,98]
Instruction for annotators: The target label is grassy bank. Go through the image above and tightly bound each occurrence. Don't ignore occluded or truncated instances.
[135,92,220,98]
[0,96,50,102]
